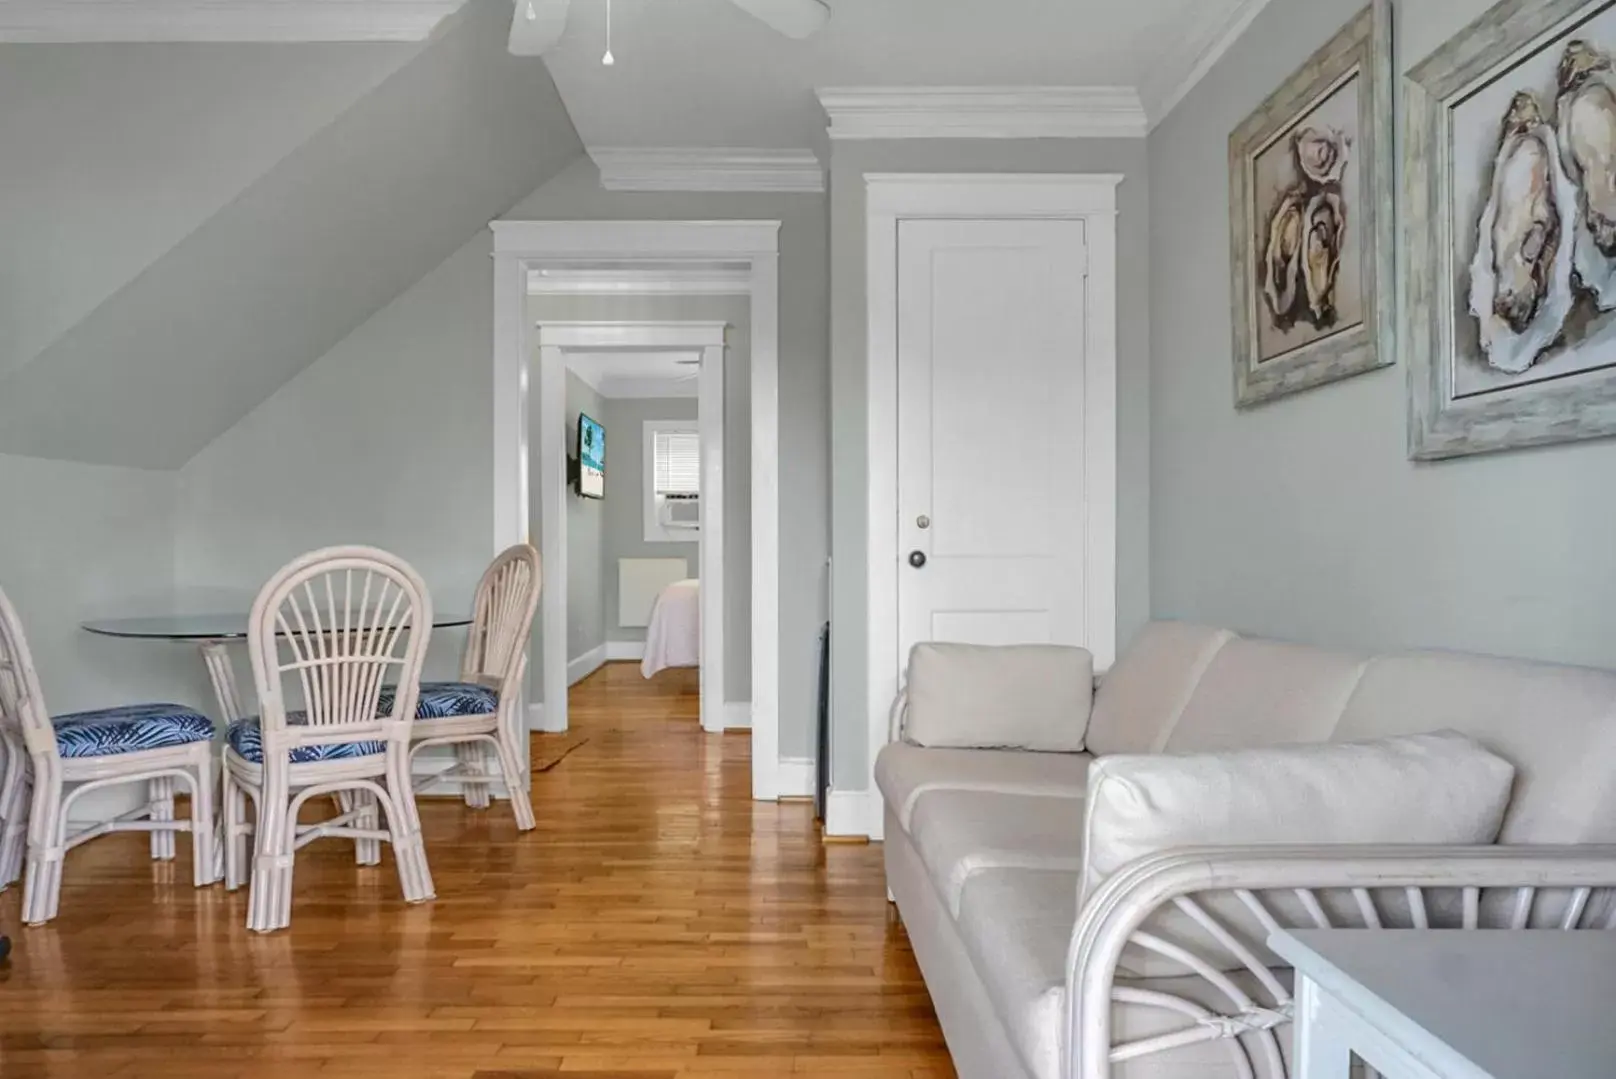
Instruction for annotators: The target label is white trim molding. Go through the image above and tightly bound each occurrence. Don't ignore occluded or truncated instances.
[1141,0,1277,127]
[0,0,461,41]
[568,644,607,687]
[824,789,876,839]
[724,702,753,732]
[861,173,1121,843]
[491,219,784,802]
[604,641,646,662]
[592,148,825,194]
[776,756,813,797]
[528,266,752,296]
[815,87,1147,140]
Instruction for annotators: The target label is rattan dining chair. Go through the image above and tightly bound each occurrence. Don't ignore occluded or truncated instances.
[0,586,218,925]
[401,544,540,831]
[222,546,435,932]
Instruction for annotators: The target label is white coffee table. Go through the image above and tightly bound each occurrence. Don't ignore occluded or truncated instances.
[1270,928,1616,1079]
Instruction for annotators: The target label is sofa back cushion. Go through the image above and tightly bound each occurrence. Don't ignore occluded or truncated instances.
[1163,638,1368,752]
[1086,622,1233,755]
[1334,653,1616,844]
[904,642,1093,752]
[1080,731,1516,976]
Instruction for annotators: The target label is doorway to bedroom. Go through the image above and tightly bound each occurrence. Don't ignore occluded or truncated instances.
[527,269,753,747]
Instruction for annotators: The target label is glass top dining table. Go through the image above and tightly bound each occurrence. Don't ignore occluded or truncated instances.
[81,612,471,641]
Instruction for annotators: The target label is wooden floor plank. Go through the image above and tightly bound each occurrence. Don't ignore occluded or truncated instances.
[0,662,954,1078]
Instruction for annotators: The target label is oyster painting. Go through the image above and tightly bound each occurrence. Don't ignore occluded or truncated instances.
[1228,1,1392,408]
[1253,79,1364,363]
[1454,26,1616,399]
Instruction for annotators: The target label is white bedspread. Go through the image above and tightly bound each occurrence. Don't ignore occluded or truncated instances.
[641,578,700,678]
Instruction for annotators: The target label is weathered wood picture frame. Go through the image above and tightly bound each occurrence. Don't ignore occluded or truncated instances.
[1229,0,1394,408]
[1407,0,1616,459]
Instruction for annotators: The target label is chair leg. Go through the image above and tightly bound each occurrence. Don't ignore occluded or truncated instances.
[493,731,536,832]
[190,753,218,888]
[457,741,491,809]
[380,754,434,905]
[148,775,176,861]
[246,773,294,933]
[223,770,246,892]
[0,748,29,889]
[22,770,65,926]
[352,790,381,867]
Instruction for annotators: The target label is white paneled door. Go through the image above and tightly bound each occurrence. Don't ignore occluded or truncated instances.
[896,217,1089,662]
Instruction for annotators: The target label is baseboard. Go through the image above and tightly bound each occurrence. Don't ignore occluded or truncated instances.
[824,787,877,839]
[604,640,645,661]
[568,644,606,686]
[527,702,565,733]
[723,700,752,730]
[776,756,815,798]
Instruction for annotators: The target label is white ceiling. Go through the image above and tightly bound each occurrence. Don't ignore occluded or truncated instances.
[567,350,701,398]
[538,0,1267,148]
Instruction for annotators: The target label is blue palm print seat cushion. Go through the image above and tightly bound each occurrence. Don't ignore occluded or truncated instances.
[377,681,498,720]
[53,703,216,759]
[226,713,385,764]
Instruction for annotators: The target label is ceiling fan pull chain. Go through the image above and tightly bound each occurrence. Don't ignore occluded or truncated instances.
[602,0,615,65]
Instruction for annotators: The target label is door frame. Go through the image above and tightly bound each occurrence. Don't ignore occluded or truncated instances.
[861,174,1120,839]
[491,220,784,800]
[535,321,727,736]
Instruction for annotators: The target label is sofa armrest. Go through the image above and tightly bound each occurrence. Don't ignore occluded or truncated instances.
[1062,843,1616,1079]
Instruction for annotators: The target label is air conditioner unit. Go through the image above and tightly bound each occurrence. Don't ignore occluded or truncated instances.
[659,494,700,531]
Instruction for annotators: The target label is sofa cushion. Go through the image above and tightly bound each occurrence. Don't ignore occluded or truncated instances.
[904,642,1094,752]
[1087,622,1234,755]
[1081,731,1514,903]
[1334,652,1616,844]
[875,742,1090,833]
[1162,637,1367,752]
[954,865,1295,1079]
[909,789,1084,917]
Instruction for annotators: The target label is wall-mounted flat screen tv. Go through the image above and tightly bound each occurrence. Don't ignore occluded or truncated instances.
[577,413,605,499]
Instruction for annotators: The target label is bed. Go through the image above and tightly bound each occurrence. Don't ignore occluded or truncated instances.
[640,578,700,678]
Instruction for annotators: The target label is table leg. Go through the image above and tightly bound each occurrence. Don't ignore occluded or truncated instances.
[198,641,244,883]
[1294,976,1355,1079]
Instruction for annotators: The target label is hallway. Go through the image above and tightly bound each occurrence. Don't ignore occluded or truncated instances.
[0,663,953,1078]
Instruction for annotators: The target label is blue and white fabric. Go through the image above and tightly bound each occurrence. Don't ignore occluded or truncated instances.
[53,704,216,759]
[226,714,385,764]
[378,681,499,720]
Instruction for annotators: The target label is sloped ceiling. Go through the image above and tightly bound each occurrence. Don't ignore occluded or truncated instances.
[0,0,583,467]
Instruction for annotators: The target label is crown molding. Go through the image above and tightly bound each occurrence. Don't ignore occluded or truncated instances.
[1140,0,1276,127]
[527,266,753,296]
[814,86,1147,140]
[0,1,463,42]
[590,148,825,193]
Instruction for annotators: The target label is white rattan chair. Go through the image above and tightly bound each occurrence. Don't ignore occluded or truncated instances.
[0,586,218,925]
[403,544,540,831]
[222,546,435,933]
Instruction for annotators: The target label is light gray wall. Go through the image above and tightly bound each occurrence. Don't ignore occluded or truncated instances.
[1149,0,1616,670]
[0,454,203,714]
[176,234,505,683]
[528,290,752,701]
[0,40,414,379]
[599,397,700,643]
[828,139,1151,792]
[0,0,581,468]
[510,160,827,757]
[564,371,607,661]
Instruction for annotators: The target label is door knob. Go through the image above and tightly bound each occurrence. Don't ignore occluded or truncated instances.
[908,550,927,568]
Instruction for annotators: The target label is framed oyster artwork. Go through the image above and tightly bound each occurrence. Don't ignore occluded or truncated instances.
[1229,0,1394,408]
[1408,0,1616,458]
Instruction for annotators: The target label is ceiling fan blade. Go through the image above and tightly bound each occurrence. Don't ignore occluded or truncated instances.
[724,0,829,40]
[507,0,572,56]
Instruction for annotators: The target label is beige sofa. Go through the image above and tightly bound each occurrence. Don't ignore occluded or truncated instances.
[876,622,1616,1079]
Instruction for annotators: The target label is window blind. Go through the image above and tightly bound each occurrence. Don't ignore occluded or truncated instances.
[653,429,700,496]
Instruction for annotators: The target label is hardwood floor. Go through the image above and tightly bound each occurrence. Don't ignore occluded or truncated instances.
[0,662,954,1078]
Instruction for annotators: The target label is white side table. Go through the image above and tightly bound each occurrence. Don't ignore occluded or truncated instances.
[1270,928,1616,1079]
